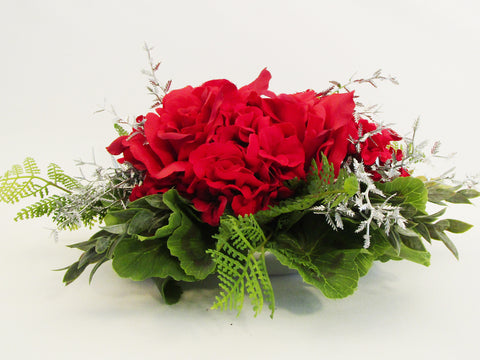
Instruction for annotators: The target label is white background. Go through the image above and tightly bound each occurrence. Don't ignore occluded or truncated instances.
[1,1,479,359]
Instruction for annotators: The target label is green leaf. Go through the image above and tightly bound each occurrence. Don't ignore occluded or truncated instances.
[103,209,138,226]
[154,277,183,305]
[387,229,402,255]
[101,223,128,234]
[63,261,88,285]
[425,223,459,259]
[427,186,457,204]
[89,258,109,284]
[127,209,156,235]
[437,231,459,260]
[458,188,480,199]
[446,192,471,204]
[112,237,195,282]
[355,252,375,277]
[401,235,427,252]
[167,213,216,280]
[443,219,473,233]
[129,194,169,210]
[271,248,366,299]
[415,222,431,243]
[343,175,359,196]
[415,207,447,223]
[378,177,428,212]
[383,244,431,266]
[95,235,113,254]
[162,189,215,280]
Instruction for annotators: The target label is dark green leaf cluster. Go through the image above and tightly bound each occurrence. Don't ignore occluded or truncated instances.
[4,156,478,318]
[377,178,477,260]
[62,189,216,304]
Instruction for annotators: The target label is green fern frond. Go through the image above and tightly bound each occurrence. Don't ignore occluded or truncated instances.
[114,123,129,136]
[208,215,275,318]
[47,163,81,190]
[256,156,357,225]
[23,157,41,175]
[0,158,74,204]
[14,195,66,221]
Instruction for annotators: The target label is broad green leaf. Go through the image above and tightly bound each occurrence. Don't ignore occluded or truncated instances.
[101,223,128,234]
[383,244,430,266]
[378,177,428,212]
[136,190,183,240]
[167,213,216,280]
[103,209,138,226]
[112,237,195,282]
[127,209,156,235]
[153,277,183,305]
[355,252,374,277]
[129,194,169,210]
[271,248,365,299]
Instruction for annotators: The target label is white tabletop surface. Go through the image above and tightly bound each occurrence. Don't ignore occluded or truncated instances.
[1,1,479,359]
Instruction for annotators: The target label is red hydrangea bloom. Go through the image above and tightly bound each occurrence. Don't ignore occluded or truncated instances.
[107,69,408,225]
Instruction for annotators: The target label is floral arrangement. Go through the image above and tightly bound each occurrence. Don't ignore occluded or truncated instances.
[1,50,478,318]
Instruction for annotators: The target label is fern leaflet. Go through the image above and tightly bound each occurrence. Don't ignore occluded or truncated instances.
[47,163,81,190]
[14,195,66,221]
[255,155,357,225]
[114,123,129,137]
[208,214,275,318]
[0,157,75,204]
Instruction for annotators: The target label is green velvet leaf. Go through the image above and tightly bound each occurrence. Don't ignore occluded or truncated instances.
[127,209,156,235]
[103,209,138,226]
[271,248,366,299]
[153,277,183,305]
[112,237,195,282]
[167,212,216,280]
[383,244,431,266]
[354,251,375,277]
[128,194,169,210]
[378,177,428,212]
[156,189,216,280]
